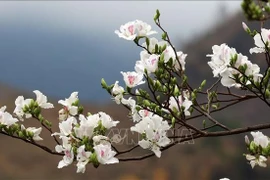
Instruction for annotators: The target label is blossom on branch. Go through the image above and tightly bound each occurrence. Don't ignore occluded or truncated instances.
[251,131,269,148]
[207,44,262,88]
[58,92,79,121]
[121,71,145,88]
[33,90,54,109]
[169,92,192,116]
[0,106,18,127]
[131,115,171,157]
[115,20,157,41]
[250,28,270,54]
[14,96,32,120]
[246,154,267,168]
[111,81,125,104]
[93,144,119,165]
[21,125,43,141]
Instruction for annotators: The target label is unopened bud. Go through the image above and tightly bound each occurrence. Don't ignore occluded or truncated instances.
[242,22,251,34]
[245,135,250,145]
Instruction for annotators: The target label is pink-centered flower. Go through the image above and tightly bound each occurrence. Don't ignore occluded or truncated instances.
[115,20,157,41]
[121,71,145,88]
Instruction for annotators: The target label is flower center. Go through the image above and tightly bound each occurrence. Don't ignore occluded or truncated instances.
[101,150,105,157]
[128,75,136,85]
[128,25,134,35]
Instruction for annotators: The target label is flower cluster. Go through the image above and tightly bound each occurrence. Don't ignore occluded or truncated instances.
[245,131,270,168]
[0,90,52,142]
[58,92,79,121]
[52,92,119,173]
[106,19,193,158]
[207,43,262,88]
[14,90,54,120]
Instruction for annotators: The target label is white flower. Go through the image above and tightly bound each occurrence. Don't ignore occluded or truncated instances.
[33,90,54,109]
[99,112,119,129]
[0,107,18,127]
[14,96,32,120]
[251,131,269,148]
[115,20,157,41]
[111,81,125,104]
[207,44,236,77]
[175,51,187,71]
[144,54,160,73]
[76,145,92,173]
[94,144,119,164]
[121,97,141,122]
[207,44,262,88]
[58,92,79,121]
[246,154,267,168]
[55,136,74,169]
[121,71,145,88]
[130,115,171,158]
[250,28,270,54]
[21,125,43,141]
[74,115,95,139]
[135,53,159,74]
[169,95,192,116]
[52,117,77,138]
[162,46,176,63]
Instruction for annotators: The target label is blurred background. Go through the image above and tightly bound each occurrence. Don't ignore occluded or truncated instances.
[1,1,270,180]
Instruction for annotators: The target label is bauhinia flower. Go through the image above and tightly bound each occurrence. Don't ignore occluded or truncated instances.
[21,125,43,141]
[0,106,18,127]
[52,117,77,138]
[162,45,176,63]
[58,92,79,121]
[98,112,119,129]
[251,131,269,148]
[115,20,157,41]
[207,43,237,78]
[76,145,92,173]
[169,94,192,116]
[130,115,171,157]
[14,96,32,120]
[73,115,95,139]
[33,90,54,109]
[55,136,74,169]
[135,51,160,74]
[246,154,267,168]
[93,144,119,164]
[175,51,187,71]
[75,112,118,137]
[207,44,262,88]
[121,97,141,122]
[121,71,145,88]
[111,81,125,104]
[250,28,270,54]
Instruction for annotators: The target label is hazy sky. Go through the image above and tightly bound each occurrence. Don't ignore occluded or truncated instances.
[0,1,241,42]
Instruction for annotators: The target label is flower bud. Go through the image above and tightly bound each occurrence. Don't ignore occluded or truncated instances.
[245,135,250,145]
[242,22,250,33]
